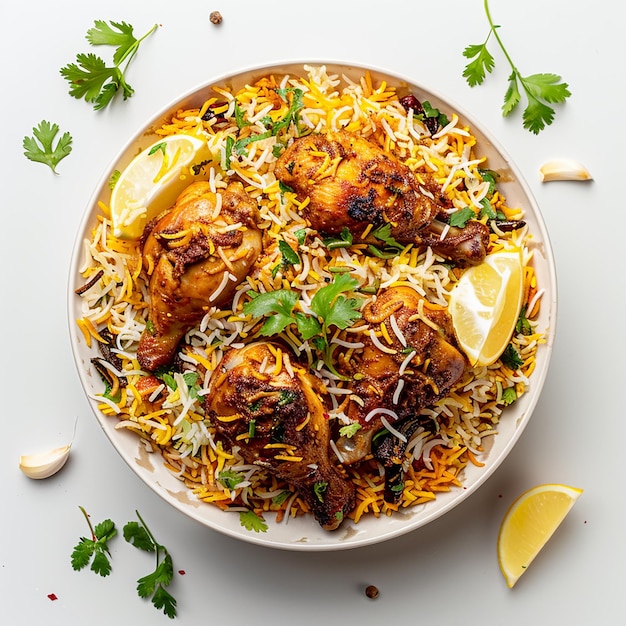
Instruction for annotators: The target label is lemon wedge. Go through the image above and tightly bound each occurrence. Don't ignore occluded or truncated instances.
[448,248,524,367]
[110,133,211,239]
[497,484,583,588]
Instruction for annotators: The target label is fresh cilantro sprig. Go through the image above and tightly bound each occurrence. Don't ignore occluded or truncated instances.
[123,510,177,619]
[239,510,268,532]
[60,20,158,110]
[462,0,571,133]
[242,273,362,375]
[70,506,117,577]
[23,120,73,174]
[367,223,405,258]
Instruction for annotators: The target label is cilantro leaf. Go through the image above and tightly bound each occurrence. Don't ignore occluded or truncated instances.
[86,20,137,65]
[367,223,405,258]
[339,423,362,438]
[503,72,522,117]
[462,40,496,87]
[239,510,268,533]
[449,207,476,228]
[23,120,73,174]
[313,481,328,503]
[501,386,517,405]
[295,311,323,341]
[500,344,524,370]
[272,490,292,506]
[217,469,245,490]
[516,305,533,336]
[462,1,570,133]
[479,197,497,220]
[124,510,177,619]
[61,21,158,110]
[70,506,117,577]
[310,273,361,331]
[243,289,299,336]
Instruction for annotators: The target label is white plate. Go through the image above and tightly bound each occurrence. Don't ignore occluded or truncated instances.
[68,61,557,551]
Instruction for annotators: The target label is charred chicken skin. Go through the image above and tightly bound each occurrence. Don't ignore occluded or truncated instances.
[274,129,489,265]
[205,341,356,530]
[335,285,466,467]
[137,181,262,371]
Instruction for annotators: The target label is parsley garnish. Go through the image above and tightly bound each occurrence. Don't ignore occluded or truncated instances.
[419,100,450,129]
[501,386,517,405]
[272,491,292,506]
[109,169,121,189]
[243,289,300,336]
[123,510,177,619]
[243,273,361,341]
[462,0,571,133]
[23,120,73,174]
[339,423,362,438]
[516,305,533,336]
[71,506,117,577]
[479,197,497,220]
[449,206,476,228]
[149,141,167,156]
[60,21,158,110]
[278,390,298,406]
[243,273,361,376]
[500,344,524,370]
[239,510,268,533]
[367,223,405,258]
[313,481,328,503]
[217,469,245,490]
[273,238,300,277]
[156,370,201,400]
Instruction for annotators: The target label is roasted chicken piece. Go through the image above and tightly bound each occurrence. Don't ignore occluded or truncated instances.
[274,129,489,265]
[205,341,356,530]
[137,181,262,371]
[335,286,466,482]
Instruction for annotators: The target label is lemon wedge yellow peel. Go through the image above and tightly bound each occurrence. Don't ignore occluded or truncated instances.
[448,248,524,367]
[497,484,583,588]
[110,133,212,240]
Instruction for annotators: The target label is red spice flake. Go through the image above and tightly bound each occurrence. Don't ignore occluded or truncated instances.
[47,593,58,601]
[178,569,186,575]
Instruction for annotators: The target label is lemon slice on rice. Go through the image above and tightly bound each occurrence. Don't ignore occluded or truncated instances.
[110,133,211,240]
[497,484,583,588]
[448,248,524,367]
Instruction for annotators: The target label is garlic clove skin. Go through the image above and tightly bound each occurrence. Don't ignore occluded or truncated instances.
[19,444,72,479]
[539,159,593,182]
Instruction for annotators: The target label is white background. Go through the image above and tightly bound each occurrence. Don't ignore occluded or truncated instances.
[1,0,624,623]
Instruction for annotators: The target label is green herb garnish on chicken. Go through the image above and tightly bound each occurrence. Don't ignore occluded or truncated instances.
[60,20,158,110]
[463,0,571,133]
[23,120,73,173]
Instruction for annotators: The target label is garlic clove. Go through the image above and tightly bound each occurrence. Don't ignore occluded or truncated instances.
[19,444,72,479]
[539,159,593,182]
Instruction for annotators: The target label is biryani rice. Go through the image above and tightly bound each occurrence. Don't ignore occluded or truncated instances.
[75,65,543,527]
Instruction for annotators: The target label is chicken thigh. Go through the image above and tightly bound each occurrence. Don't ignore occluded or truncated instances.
[335,285,466,467]
[206,341,356,530]
[137,181,262,370]
[275,130,489,265]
